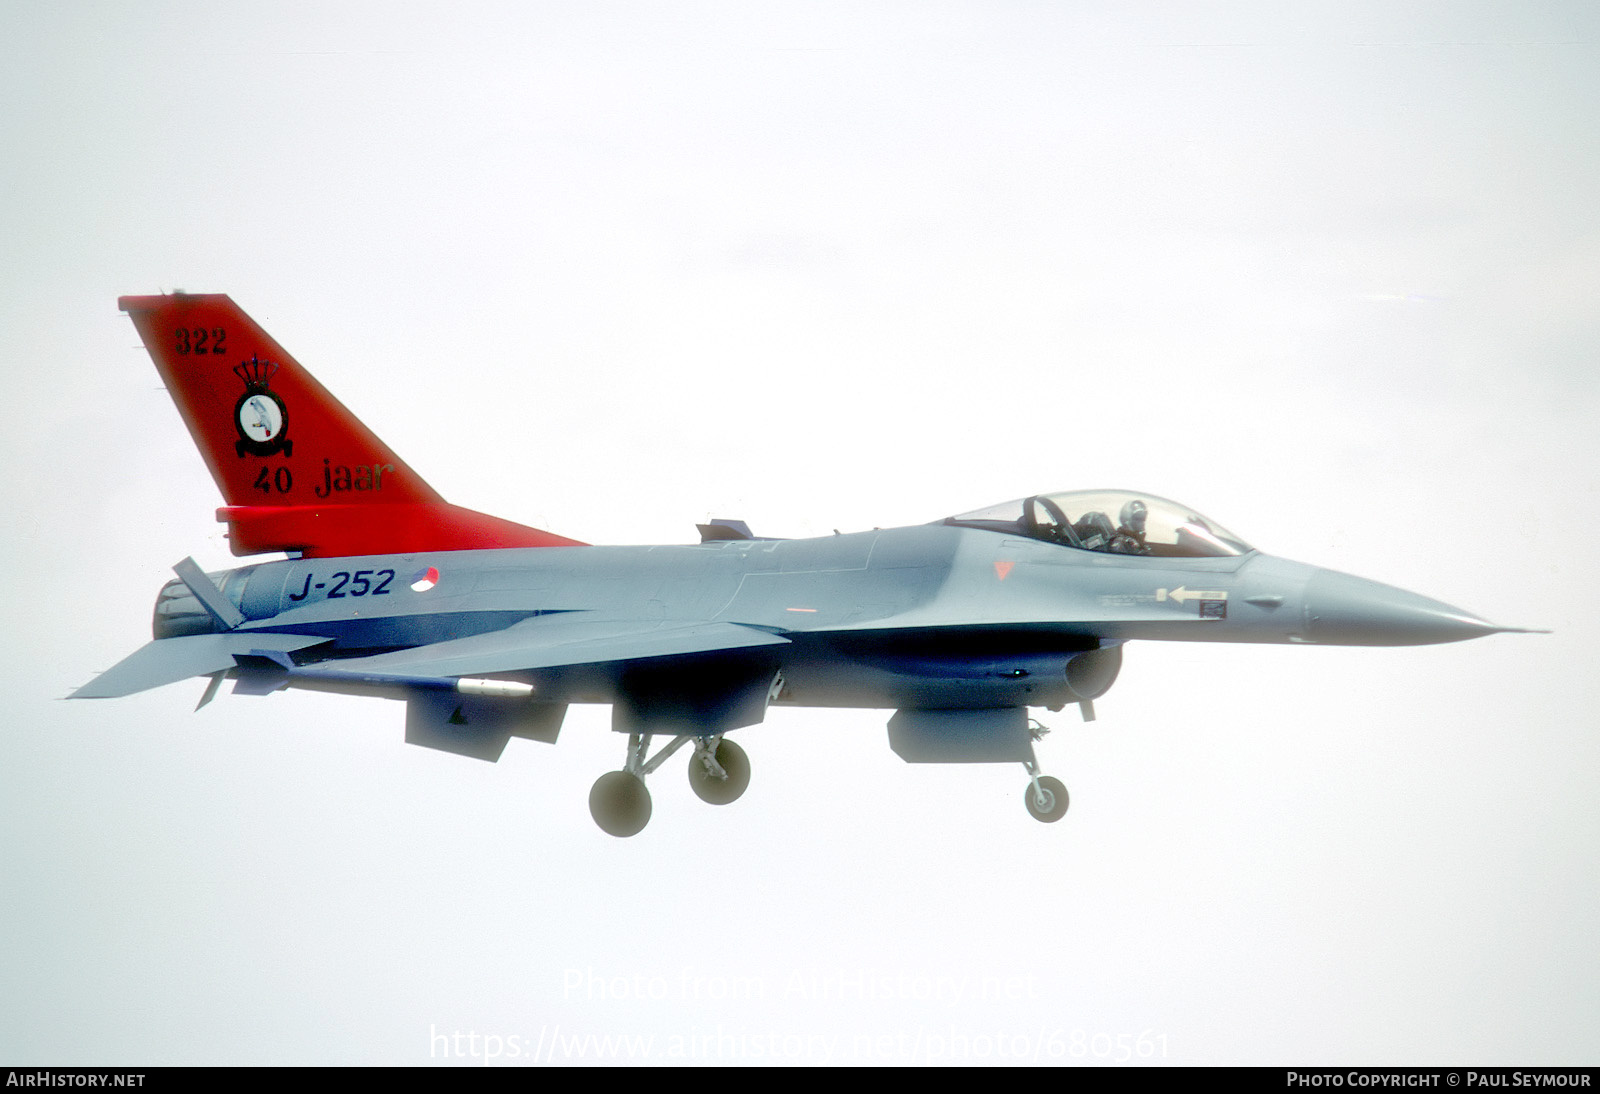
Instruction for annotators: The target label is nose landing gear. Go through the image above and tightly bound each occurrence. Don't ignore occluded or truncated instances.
[1022,719,1069,823]
[1023,764,1069,823]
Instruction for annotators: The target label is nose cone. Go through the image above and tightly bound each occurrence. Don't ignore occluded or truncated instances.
[1303,569,1505,646]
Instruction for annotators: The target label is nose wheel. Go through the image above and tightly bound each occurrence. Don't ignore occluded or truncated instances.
[1024,775,1069,822]
[1022,756,1069,823]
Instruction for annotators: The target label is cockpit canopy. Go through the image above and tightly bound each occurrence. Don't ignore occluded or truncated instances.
[945,490,1253,558]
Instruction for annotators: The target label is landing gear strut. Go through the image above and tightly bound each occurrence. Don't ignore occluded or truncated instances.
[588,732,750,837]
[687,737,750,805]
[1022,756,1069,823]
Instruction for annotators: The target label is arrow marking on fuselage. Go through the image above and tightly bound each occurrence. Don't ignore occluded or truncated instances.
[1157,586,1228,604]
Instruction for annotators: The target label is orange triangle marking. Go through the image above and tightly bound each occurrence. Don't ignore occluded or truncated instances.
[994,560,1015,581]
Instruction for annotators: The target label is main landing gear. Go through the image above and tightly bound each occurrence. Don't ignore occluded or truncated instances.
[589,713,1075,833]
[589,732,750,837]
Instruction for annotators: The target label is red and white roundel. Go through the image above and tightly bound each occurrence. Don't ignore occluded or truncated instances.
[410,566,439,593]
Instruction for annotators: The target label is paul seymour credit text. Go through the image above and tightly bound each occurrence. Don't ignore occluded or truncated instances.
[1286,1076,1591,1088]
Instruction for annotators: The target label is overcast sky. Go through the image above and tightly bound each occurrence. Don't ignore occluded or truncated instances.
[2,1,1596,1065]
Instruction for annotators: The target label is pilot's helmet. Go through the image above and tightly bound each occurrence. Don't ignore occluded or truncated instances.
[1119,499,1148,534]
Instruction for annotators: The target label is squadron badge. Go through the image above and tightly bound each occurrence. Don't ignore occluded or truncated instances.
[233,355,292,458]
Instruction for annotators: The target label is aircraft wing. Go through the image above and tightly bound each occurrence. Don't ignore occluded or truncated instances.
[286,615,792,763]
[291,614,791,686]
[71,615,787,702]
[71,632,334,699]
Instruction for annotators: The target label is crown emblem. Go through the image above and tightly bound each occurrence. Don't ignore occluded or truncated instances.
[234,356,279,392]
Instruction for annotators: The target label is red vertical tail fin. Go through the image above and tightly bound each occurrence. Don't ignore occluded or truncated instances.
[121,293,584,558]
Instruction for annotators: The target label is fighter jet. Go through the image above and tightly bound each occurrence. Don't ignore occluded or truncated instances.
[73,294,1536,836]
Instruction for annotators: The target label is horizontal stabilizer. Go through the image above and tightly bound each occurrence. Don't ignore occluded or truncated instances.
[293,616,790,684]
[71,633,332,699]
[172,556,245,629]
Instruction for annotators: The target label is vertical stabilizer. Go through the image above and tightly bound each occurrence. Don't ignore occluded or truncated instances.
[120,293,584,557]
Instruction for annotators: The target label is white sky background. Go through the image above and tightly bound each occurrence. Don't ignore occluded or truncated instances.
[2,0,1596,1066]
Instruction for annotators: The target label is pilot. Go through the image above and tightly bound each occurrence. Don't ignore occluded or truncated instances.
[1072,510,1116,551]
[1108,499,1151,555]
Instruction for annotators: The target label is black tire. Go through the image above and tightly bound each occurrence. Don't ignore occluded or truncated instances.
[1024,775,1069,823]
[687,738,751,806]
[589,771,652,837]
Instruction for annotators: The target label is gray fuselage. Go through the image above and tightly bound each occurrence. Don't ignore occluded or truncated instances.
[155,522,1493,717]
